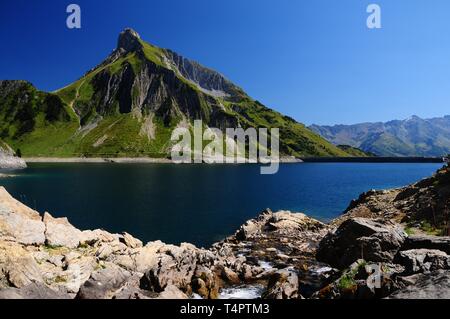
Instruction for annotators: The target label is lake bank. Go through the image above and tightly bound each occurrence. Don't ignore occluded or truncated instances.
[24,157,173,164]
[23,156,302,164]
[301,157,445,163]
[24,156,446,164]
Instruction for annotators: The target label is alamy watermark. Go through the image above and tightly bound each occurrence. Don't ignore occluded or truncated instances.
[170,120,280,175]
[66,4,382,30]
[66,4,81,29]
[367,4,382,29]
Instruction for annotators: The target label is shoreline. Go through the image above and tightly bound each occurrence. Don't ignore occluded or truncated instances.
[24,157,174,164]
[301,156,445,163]
[23,156,446,164]
[23,156,303,164]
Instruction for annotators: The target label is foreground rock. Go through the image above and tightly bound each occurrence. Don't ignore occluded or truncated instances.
[395,249,450,275]
[1,165,450,300]
[212,209,332,298]
[317,218,406,269]
[0,187,335,300]
[335,166,450,236]
[0,188,45,245]
[0,283,70,299]
[402,235,450,254]
[262,269,301,299]
[388,270,450,299]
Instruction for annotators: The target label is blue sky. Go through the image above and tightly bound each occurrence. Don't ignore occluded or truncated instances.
[1,0,450,125]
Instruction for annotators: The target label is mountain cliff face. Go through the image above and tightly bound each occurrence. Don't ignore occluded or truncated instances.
[310,115,450,157]
[0,28,348,158]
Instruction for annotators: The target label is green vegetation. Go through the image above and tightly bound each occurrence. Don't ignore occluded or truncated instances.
[139,40,166,66]
[54,275,67,283]
[404,226,415,236]
[232,100,349,157]
[337,145,375,157]
[337,260,367,290]
[419,221,445,236]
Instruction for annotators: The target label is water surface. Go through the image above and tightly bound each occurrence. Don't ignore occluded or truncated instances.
[0,163,442,247]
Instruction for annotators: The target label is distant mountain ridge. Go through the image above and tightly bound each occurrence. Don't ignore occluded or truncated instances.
[0,28,349,158]
[310,115,450,157]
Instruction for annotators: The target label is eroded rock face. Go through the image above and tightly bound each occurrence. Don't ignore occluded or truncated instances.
[388,270,450,299]
[394,249,450,275]
[0,187,45,245]
[77,265,132,299]
[120,232,143,249]
[43,212,82,249]
[0,283,70,299]
[402,235,450,254]
[140,243,215,293]
[0,140,26,169]
[157,285,188,299]
[262,269,300,299]
[317,218,406,269]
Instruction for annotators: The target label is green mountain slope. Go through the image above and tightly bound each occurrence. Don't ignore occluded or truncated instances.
[0,80,79,156]
[336,145,375,157]
[1,28,348,158]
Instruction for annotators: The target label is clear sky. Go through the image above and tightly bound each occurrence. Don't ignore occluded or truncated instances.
[1,0,450,125]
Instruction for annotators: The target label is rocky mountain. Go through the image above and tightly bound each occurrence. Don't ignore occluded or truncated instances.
[1,166,450,299]
[310,115,450,157]
[0,28,348,158]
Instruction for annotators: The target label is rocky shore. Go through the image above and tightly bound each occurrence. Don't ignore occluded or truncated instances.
[0,166,449,299]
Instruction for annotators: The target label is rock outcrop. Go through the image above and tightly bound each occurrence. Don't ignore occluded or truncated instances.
[394,249,450,275]
[336,166,450,235]
[0,188,45,245]
[317,218,406,269]
[0,140,26,169]
[388,270,450,299]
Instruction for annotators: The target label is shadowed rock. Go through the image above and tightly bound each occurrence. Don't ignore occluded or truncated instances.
[388,270,450,299]
[0,283,70,299]
[317,218,406,269]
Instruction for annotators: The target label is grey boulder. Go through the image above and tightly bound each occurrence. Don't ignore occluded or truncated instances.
[0,283,70,299]
[389,270,450,299]
[317,218,406,269]
[395,249,450,275]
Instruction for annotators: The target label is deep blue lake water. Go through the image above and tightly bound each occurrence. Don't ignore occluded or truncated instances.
[0,163,442,247]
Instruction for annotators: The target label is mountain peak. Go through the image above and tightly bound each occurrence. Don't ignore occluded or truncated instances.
[405,115,421,122]
[117,28,142,52]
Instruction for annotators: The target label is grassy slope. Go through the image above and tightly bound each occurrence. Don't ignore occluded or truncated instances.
[0,82,79,157]
[337,145,375,157]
